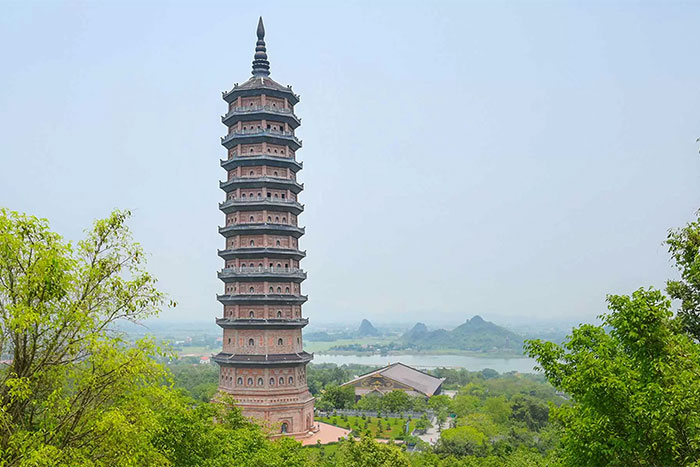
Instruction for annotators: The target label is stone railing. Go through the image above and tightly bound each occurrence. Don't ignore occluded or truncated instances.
[224,105,294,116]
[223,266,302,274]
[222,197,298,204]
[225,128,295,137]
[227,153,296,160]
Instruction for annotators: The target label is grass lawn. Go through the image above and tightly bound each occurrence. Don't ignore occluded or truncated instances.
[316,415,418,440]
[303,442,341,455]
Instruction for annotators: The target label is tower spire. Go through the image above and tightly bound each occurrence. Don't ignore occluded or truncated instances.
[251,17,270,77]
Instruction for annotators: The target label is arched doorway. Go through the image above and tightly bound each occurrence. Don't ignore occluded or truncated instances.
[281,422,289,434]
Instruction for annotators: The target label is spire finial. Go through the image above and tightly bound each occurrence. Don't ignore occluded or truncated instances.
[252,17,270,77]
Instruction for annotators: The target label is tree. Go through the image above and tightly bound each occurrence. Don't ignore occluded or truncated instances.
[483,396,511,424]
[526,288,700,465]
[666,211,700,339]
[356,394,382,411]
[413,417,431,433]
[509,395,548,431]
[0,210,310,466]
[427,394,451,413]
[381,390,411,413]
[434,425,488,457]
[0,209,173,464]
[334,436,410,467]
[319,384,356,410]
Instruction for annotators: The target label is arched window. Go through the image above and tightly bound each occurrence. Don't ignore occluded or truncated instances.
[276,240,281,246]
[258,263,263,268]
[277,338,283,346]
[247,377,253,385]
[241,193,246,199]
[279,377,285,385]
[249,287,255,293]
[269,287,274,293]
[257,377,263,386]
[282,217,287,223]
[277,263,282,268]
[277,287,282,293]
[270,377,275,385]
[249,216,254,222]
[249,170,254,176]
[274,193,279,199]
[250,240,255,246]
[274,171,278,177]
[248,338,255,346]
[275,216,279,223]
[249,263,254,268]
[267,216,272,222]
[249,311,255,318]
[281,423,288,433]
[249,148,254,153]
[277,311,282,318]
[285,287,290,293]
[227,337,231,343]
[288,376,294,385]
[237,377,243,385]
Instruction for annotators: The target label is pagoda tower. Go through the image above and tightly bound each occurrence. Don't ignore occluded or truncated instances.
[214,17,314,437]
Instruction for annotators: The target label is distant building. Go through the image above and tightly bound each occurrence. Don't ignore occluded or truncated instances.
[199,356,211,365]
[341,362,445,399]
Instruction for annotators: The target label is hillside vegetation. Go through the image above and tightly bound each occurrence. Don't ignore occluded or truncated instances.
[400,316,524,352]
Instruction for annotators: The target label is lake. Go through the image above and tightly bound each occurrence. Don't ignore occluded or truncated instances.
[312,353,539,374]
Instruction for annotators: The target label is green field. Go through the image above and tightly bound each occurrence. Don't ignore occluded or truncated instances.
[303,337,395,353]
[316,415,417,440]
[302,441,341,455]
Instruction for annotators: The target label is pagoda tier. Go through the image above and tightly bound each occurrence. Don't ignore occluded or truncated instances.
[214,17,314,438]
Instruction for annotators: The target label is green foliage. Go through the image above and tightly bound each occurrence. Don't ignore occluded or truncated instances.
[666,211,700,339]
[0,209,309,466]
[0,209,171,465]
[168,360,219,402]
[334,436,410,467]
[306,363,375,396]
[381,390,412,412]
[399,316,524,353]
[152,393,307,467]
[316,383,356,410]
[436,425,488,457]
[510,395,548,431]
[526,287,700,465]
[483,396,510,424]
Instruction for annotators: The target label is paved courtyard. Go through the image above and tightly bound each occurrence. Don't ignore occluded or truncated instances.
[300,422,351,446]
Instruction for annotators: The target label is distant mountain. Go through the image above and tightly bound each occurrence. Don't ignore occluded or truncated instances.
[400,316,524,352]
[403,322,429,340]
[303,331,335,341]
[357,319,380,337]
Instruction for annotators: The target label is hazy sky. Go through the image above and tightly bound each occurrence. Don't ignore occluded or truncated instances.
[1,1,698,327]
